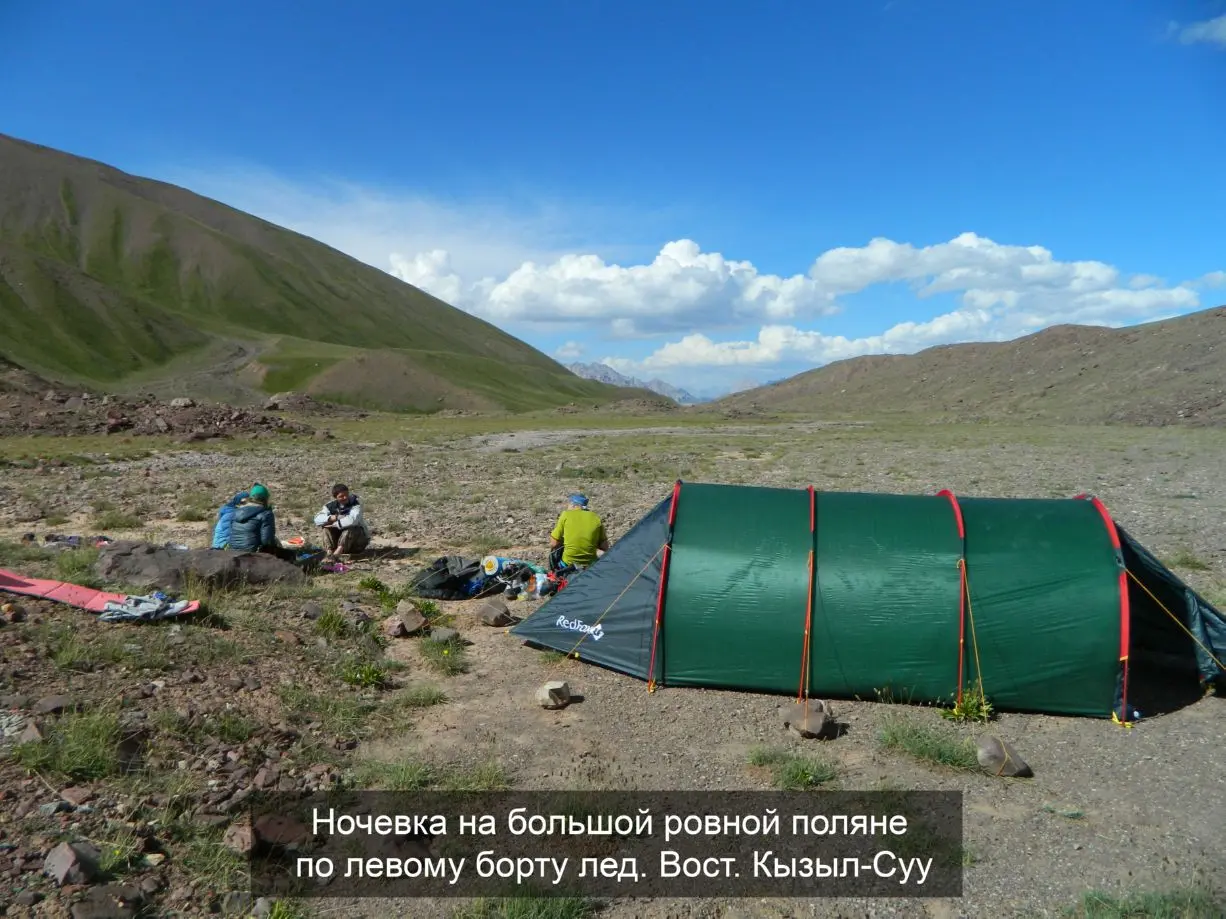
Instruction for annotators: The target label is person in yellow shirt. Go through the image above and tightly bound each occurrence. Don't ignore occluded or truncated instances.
[548,493,609,571]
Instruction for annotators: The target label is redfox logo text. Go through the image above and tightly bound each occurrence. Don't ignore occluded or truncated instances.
[556,616,604,641]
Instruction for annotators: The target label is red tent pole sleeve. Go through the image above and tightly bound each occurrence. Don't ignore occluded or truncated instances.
[647,481,682,691]
[937,489,967,706]
[1076,493,1132,724]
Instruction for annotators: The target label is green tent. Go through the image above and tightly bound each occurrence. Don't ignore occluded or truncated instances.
[510,482,1226,720]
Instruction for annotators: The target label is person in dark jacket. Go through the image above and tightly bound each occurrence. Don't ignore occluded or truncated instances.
[226,484,296,561]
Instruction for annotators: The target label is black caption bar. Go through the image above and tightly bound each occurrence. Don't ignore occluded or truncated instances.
[247,789,964,899]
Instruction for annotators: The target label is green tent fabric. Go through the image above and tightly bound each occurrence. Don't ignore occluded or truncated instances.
[510,481,1226,720]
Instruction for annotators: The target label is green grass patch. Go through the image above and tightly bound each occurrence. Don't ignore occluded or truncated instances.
[1167,549,1211,572]
[1042,804,1086,819]
[314,608,351,639]
[352,759,436,791]
[421,634,469,675]
[277,686,376,741]
[746,746,838,789]
[1063,887,1225,918]
[92,509,145,530]
[876,712,979,770]
[402,685,448,707]
[54,546,101,587]
[452,895,601,919]
[11,710,127,781]
[439,761,513,791]
[351,757,511,792]
[940,685,995,724]
[339,658,391,689]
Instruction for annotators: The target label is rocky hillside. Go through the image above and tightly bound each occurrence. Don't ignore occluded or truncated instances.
[718,307,1226,426]
[0,133,653,414]
[566,361,703,404]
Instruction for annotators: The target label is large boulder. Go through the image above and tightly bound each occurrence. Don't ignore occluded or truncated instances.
[96,541,307,592]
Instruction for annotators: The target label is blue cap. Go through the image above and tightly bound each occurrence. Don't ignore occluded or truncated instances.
[568,493,589,507]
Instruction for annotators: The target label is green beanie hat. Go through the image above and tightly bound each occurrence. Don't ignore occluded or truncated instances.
[250,484,270,502]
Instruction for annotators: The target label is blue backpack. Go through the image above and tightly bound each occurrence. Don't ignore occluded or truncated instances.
[211,491,249,549]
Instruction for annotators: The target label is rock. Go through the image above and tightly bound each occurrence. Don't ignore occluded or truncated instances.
[253,814,311,851]
[478,599,513,627]
[95,540,307,591]
[19,722,42,744]
[252,897,274,918]
[394,600,428,633]
[976,734,1033,777]
[33,694,73,715]
[1,693,29,710]
[69,884,144,919]
[169,397,195,408]
[536,680,572,710]
[301,601,325,620]
[781,699,832,739]
[61,786,94,806]
[430,626,460,643]
[273,630,301,646]
[382,616,409,638]
[222,820,255,856]
[43,840,100,885]
[14,890,44,906]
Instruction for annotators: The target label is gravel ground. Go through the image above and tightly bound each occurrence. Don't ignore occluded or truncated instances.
[1,415,1224,919]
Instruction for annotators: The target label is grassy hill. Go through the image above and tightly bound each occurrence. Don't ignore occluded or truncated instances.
[716,307,1226,426]
[0,132,667,412]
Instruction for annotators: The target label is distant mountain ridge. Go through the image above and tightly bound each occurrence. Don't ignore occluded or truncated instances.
[0,132,657,413]
[716,308,1226,426]
[565,362,705,404]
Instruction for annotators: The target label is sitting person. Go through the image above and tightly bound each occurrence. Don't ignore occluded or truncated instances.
[226,484,296,561]
[548,493,609,572]
[313,483,371,559]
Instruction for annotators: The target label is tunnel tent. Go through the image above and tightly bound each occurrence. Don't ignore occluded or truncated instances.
[509,481,1226,721]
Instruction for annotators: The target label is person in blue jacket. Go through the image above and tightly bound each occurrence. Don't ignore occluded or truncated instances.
[224,484,297,561]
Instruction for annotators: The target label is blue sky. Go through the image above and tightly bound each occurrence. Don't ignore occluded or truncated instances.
[3,0,1225,398]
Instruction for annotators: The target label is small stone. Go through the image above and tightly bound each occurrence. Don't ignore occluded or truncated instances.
[19,722,42,744]
[976,734,1033,778]
[43,840,100,885]
[301,602,324,620]
[780,699,832,739]
[252,897,274,918]
[14,890,44,906]
[478,599,513,627]
[33,694,73,715]
[382,616,409,638]
[222,819,255,856]
[394,601,427,633]
[273,630,301,646]
[61,786,94,806]
[430,626,460,643]
[536,680,572,710]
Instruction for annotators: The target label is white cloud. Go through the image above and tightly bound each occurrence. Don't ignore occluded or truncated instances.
[1175,14,1226,46]
[555,341,585,360]
[1201,270,1226,288]
[389,239,841,336]
[1129,273,1163,289]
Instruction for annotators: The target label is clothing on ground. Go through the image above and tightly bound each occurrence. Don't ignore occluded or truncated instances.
[99,594,193,623]
[227,500,277,552]
[550,508,607,568]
